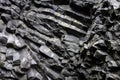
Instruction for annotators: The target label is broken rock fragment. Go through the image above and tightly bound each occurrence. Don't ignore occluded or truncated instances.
[93,50,107,60]
[39,45,59,62]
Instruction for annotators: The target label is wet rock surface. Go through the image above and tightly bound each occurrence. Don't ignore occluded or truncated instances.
[0,0,120,80]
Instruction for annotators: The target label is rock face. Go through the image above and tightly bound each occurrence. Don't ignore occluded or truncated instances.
[0,0,120,80]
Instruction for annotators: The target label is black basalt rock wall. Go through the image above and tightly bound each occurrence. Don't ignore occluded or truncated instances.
[0,0,120,80]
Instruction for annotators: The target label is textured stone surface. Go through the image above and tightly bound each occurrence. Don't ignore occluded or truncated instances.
[0,0,120,80]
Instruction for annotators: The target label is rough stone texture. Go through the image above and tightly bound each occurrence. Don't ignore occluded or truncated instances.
[0,0,120,80]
